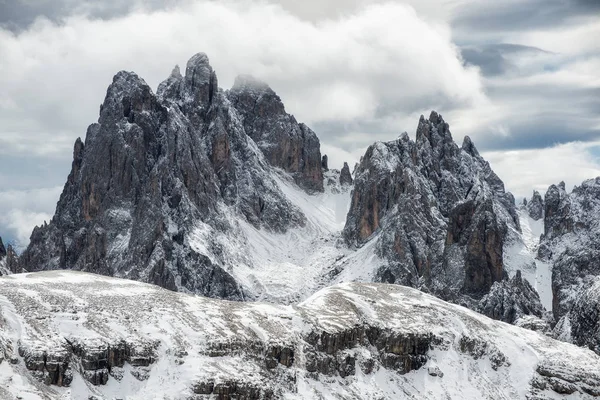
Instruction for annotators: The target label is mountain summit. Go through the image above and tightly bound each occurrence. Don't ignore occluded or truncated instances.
[18,53,544,323]
[19,53,323,299]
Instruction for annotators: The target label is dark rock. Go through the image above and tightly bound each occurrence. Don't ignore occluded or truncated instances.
[343,111,518,304]
[554,276,600,355]
[339,162,353,185]
[18,343,72,387]
[227,74,324,192]
[526,190,544,220]
[478,270,546,324]
[6,245,18,274]
[458,336,509,370]
[543,182,572,240]
[321,154,328,171]
[539,177,600,322]
[18,52,321,299]
[303,325,436,377]
[0,237,5,258]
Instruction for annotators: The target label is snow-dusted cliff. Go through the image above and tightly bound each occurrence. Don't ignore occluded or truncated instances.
[1,271,599,399]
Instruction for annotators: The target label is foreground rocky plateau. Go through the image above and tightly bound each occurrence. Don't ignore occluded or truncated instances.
[1,270,599,399]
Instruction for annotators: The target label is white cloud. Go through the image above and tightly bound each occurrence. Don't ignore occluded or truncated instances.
[483,141,600,198]
[0,187,62,249]
[0,1,485,158]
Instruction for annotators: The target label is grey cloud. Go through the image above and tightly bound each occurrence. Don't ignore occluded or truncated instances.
[453,0,600,37]
[0,155,71,190]
[460,43,550,76]
[476,120,600,151]
[0,0,181,31]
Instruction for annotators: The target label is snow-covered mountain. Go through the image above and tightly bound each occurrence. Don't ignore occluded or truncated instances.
[1,270,599,399]
[15,53,538,310]
[535,178,600,352]
[8,52,600,370]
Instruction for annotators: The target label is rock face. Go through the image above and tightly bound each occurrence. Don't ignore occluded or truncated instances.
[321,154,329,171]
[2,244,19,275]
[1,271,599,399]
[339,162,353,185]
[343,112,520,304]
[0,237,6,276]
[478,270,546,324]
[18,53,322,299]
[534,177,600,351]
[227,75,323,192]
[526,190,544,220]
[539,179,600,319]
[554,276,600,354]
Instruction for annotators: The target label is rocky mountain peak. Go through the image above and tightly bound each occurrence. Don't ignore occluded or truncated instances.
[343,110,519,302]
[20,52,333,299]
[100,71,161,125]
[543,182,571,239]
[415,111,453,150]
[231,74,273,97]
[339,162,353,185]
[227,73,323,192]
[478,269,546,324]
[526,190,544,220]
[461,135,480,157]
[0,237,5,260]
[184,52,217,105]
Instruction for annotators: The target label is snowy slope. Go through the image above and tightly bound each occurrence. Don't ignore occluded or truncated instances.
[187,170,385,303]
[503,208,553,311]
[0,271,599,399]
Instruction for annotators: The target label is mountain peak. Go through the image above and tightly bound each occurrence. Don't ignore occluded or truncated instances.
[232,74,272,94]
[462,135,480,157]
[186,52,211,70]
[416,110,453,148]
[170,64,182,79]
[0,236,5,258]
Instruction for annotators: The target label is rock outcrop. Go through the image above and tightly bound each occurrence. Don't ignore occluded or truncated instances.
[18,53,325,299]
[1,243,19,275]
[478,270,546,324]
[321,154,329,171]
[342,112,520,304]
[538,178,600,321]
[0,237,6,276]
[339,162,353,186]
[532,177,600,353]
[526,190,544,220]
[554,276,600,354]
[1,271,599,399]
[227,75,324,192]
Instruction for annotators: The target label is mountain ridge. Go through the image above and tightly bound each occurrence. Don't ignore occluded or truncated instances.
[0,270,599,399]
[9,52,599,350]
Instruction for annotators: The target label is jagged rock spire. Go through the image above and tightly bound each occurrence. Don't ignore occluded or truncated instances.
[340,162,353,185]
[18,52,328,300]
[321,155,328,171]
[526,190,544,221]
[344,110,519,300]
[227,73,323,192]
[0,236,6,258]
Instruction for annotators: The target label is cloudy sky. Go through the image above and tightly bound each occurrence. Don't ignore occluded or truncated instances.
[0,0,599,248]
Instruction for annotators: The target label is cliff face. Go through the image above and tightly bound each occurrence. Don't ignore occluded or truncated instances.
[15,53,551,329]
[227,75,324,193]
[343,112,520,303]
[18,53,320,299]
[1,271,599,399]
[533,178,600,350]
